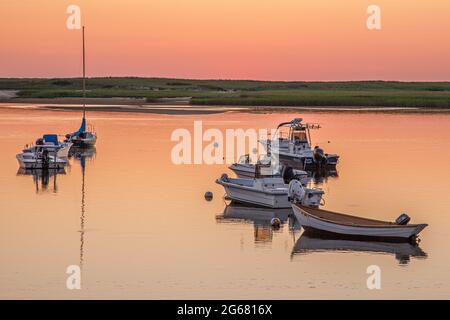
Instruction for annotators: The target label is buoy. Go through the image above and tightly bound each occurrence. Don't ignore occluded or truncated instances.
[204,191,213,201]
[270,217,281,229]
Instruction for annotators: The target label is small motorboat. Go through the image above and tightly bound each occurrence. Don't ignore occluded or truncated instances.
[216,175,323,209]
[290,203,428,242]
[16,148,68,169]
[259,118,339,169]
[23,134,73,158]
[291,231,427,264]
[229,154,309,184]
[228,154,272,178]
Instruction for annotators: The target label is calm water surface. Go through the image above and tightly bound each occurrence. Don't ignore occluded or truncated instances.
[1,106,450,299]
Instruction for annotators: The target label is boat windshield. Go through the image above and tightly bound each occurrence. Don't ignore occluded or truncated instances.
[291,129,308,143]
[237,154,251,164]
[257,154,271,165]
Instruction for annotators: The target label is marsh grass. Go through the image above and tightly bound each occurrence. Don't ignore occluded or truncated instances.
[1,78,450,108]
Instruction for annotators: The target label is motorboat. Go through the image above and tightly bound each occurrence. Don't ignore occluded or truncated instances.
[289,203,428,242]
[16,148,68,169]
[291,231,427,265]
[229,154,309,185]
[23,134,73,158]
[216,175,324,209]
[259,118,339,169]
[228,154,272,178]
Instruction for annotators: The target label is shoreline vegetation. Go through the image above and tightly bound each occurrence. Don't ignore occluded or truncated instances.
[1,78,450,112]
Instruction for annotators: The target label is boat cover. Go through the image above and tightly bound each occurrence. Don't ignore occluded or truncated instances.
[43,134,59,145]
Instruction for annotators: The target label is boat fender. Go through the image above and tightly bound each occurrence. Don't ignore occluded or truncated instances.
[288,179,305,203]
[395,213,411,225]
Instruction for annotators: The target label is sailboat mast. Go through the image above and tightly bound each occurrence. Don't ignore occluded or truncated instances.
[82,26,86,119]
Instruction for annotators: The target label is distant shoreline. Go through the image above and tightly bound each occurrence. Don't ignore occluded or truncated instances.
[1,77,450,112]
[2,100,450,115]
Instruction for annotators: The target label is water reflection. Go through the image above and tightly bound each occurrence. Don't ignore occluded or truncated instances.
[69,146,96,270]
[279,158,339,186]
[16,167,65,194]
[309,168,338,185]
[292,231,428,265]
[216,203,297,243]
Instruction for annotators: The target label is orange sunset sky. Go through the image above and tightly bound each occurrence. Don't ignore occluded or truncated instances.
[0,0,449,80]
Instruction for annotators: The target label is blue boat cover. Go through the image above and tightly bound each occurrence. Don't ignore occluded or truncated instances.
[43,134,59,145]
[71,117,86,137]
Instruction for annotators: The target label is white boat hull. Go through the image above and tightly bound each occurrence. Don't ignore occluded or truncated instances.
[222,183,291,208]
[16,154,67,169]
[228,164,257,178]
[229,164,310,186]
[292,204,427,240]
[56,142,73,158]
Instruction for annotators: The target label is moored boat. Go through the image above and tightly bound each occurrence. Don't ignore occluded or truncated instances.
[229,154,309,184]
[259,118,339,169]
[23,134,73,158]
[290,203,428,242]
[66,26,97,148]
[216,175,324,209]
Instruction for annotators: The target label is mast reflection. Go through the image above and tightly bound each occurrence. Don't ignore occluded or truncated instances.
[70,146,96,270]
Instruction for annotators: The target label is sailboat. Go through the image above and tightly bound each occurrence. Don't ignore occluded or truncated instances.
[66,26,97,147]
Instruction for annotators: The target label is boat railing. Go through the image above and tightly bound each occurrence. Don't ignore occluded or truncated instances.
[305,123,321,129]
[87,123,96,133]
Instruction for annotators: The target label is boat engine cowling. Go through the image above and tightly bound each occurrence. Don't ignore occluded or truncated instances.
[395,213,411,225]
[288,180,305,203]
[313,146,327,166]
[282,166,295,183]
[220,173,229,182]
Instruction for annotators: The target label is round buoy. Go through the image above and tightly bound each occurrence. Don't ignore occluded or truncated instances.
[204,191,213,201]
[270,217,281,229]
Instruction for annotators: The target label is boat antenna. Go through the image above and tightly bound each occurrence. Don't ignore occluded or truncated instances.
[82,26,86,119]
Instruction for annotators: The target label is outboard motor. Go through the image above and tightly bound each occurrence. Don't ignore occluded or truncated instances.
[288,180,306,203]
[42,149,50,168]
[220,173,229,182]
[395,213,411,225]
[282,166,295,184]
[313,146,328,166]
